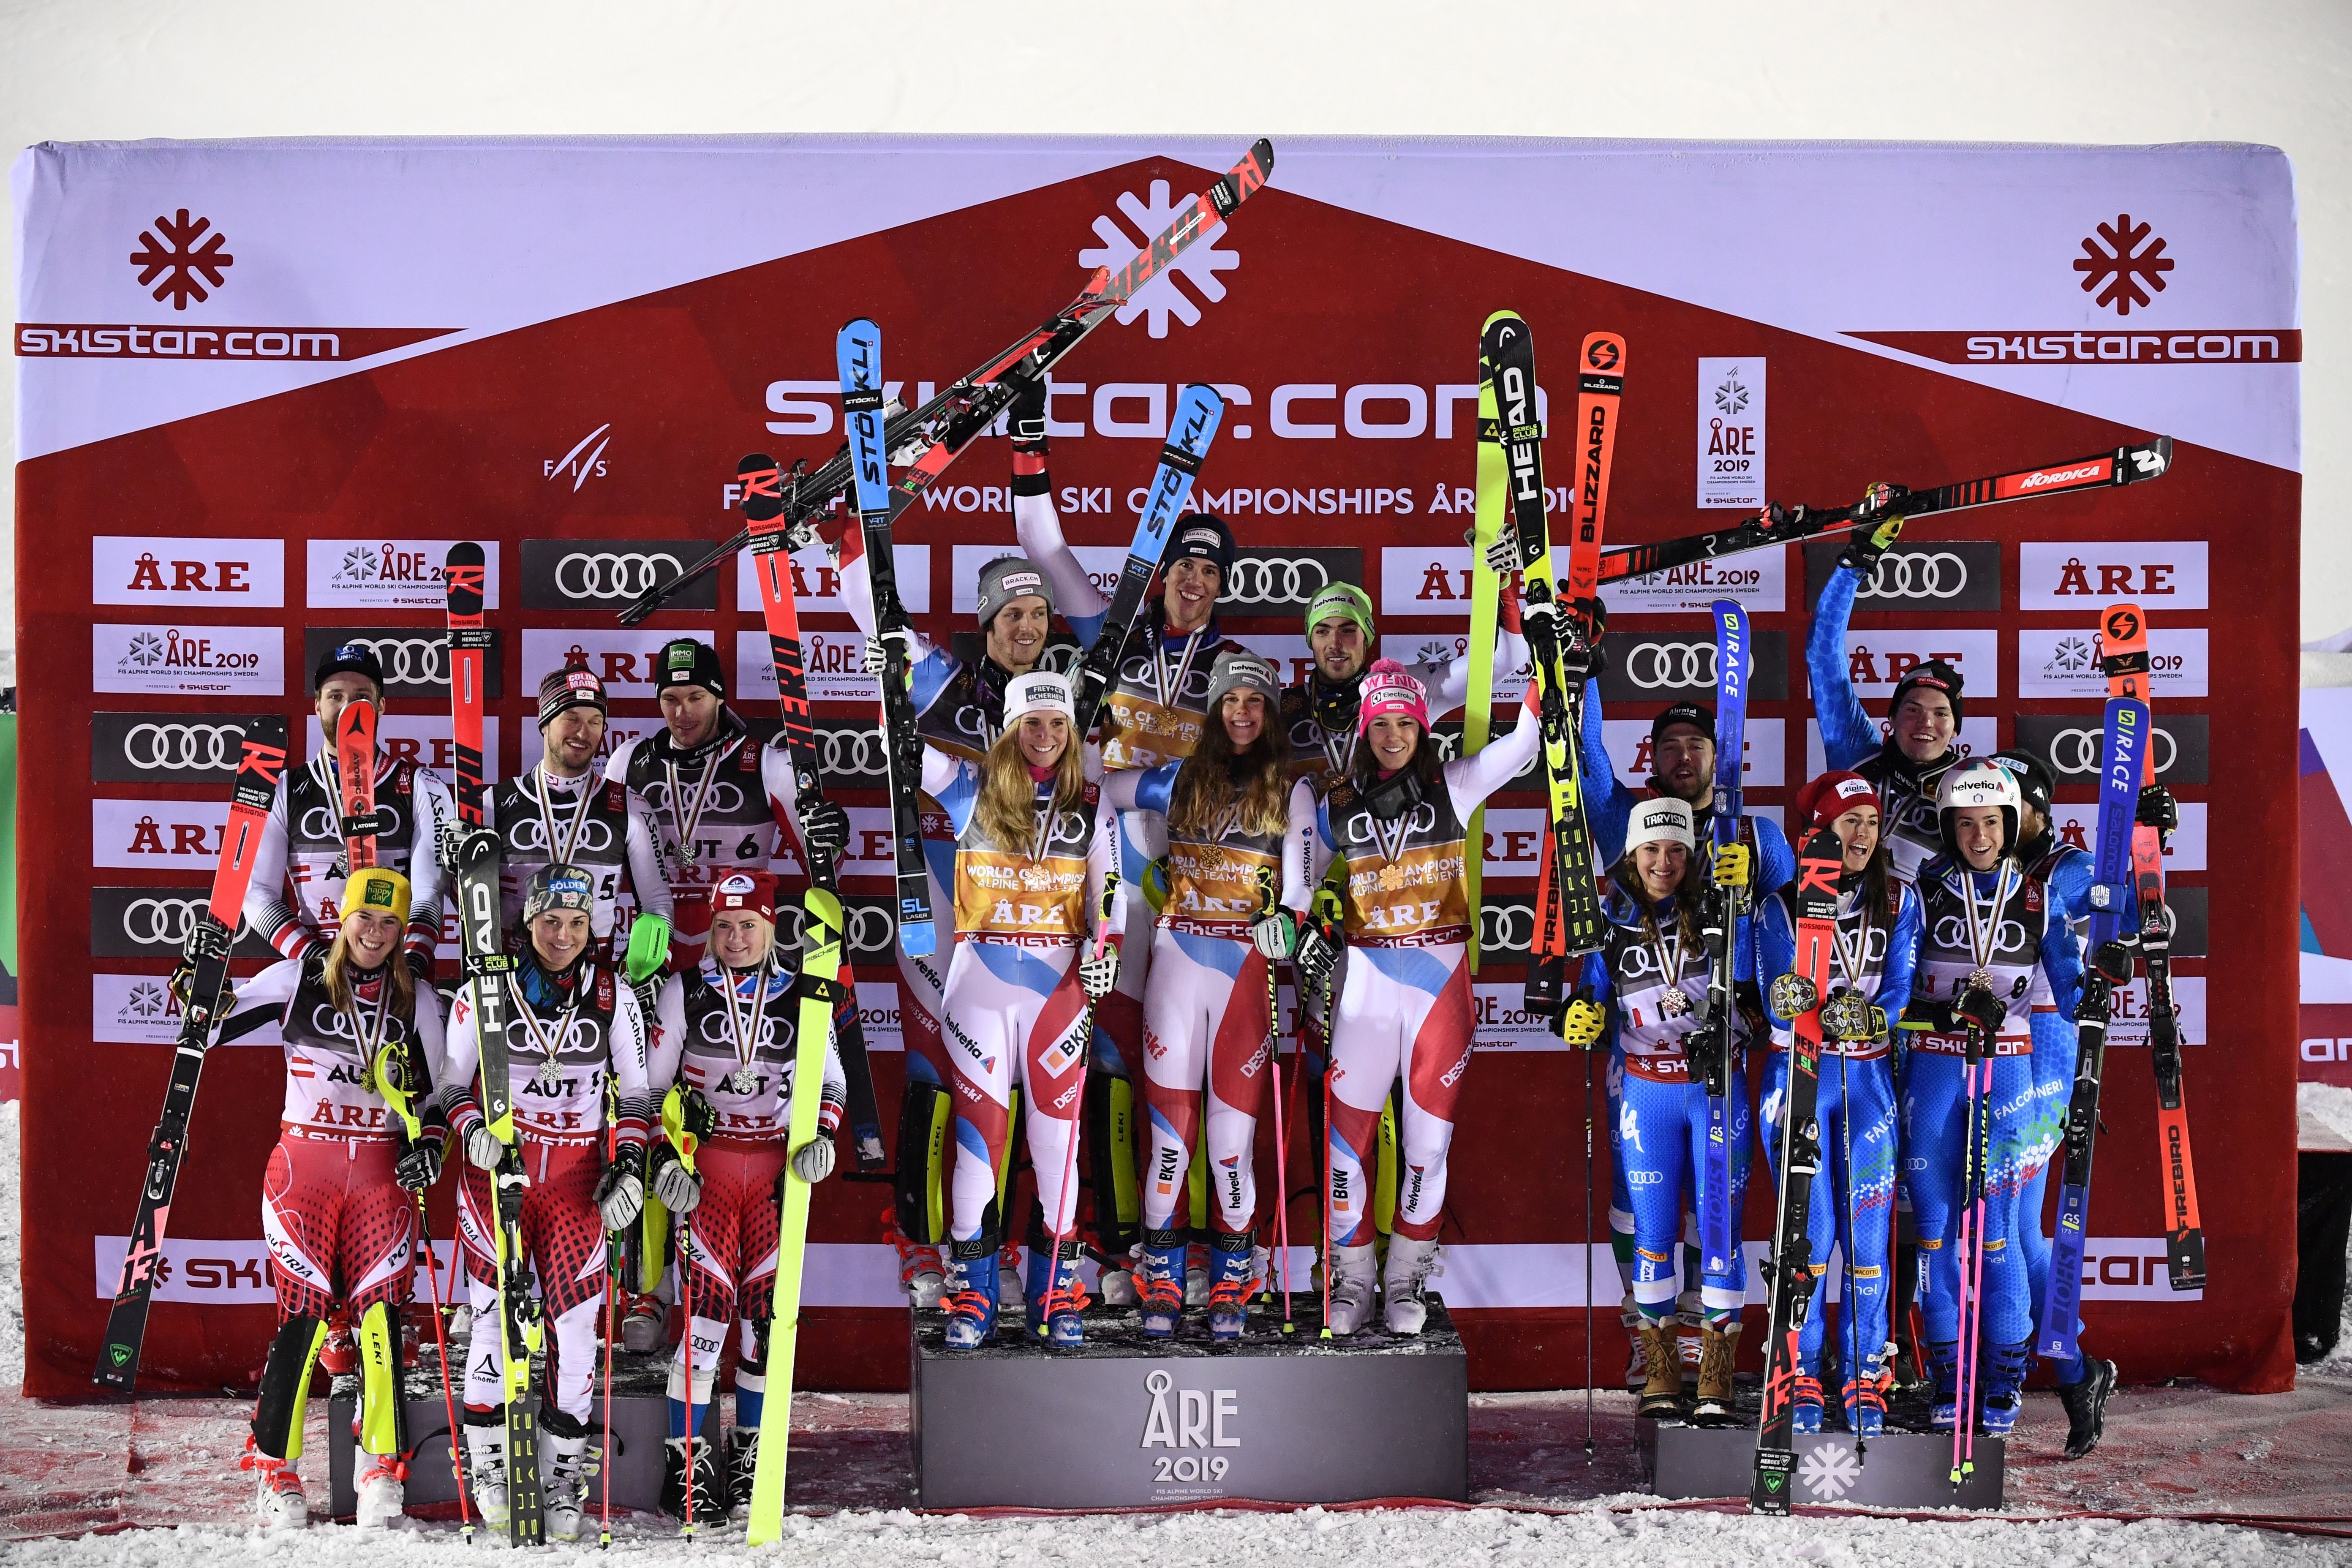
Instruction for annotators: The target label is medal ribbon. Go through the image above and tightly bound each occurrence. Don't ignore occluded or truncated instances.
[664,735,741,866]
[533,763,598,868]
[1959,862,2017,992]
[503,973,580,1091]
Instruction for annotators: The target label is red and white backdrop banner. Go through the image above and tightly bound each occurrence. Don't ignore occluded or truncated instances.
[11,137,2299,1396]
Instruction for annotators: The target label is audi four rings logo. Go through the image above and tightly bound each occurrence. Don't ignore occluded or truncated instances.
[1859,552,1971,599]
[123,720,247,772]
[820,727,890,779]
[1222,556,1331,606]
[554,551,683,601]
[1622,642,1722,690]
[638,780,749,816]
[2045,725,2178,777]
[351,635,447,685]
[1480,901,1535,953]
[506,818,617,855]
[121,895,205,946]
[777,902,897,953]
[1931,916,2031,954]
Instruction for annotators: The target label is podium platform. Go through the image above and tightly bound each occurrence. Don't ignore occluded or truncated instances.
[911,1295,1468,1509]
[1639,1382,2004,1509]
[324,1342,705,1522]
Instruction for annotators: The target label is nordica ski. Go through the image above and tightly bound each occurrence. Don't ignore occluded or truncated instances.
[335,698,378,872]
[1485,313,1603,1036]
[740,456,849,1541]
[95,717,287,1389]
[2037,694,2148,1363]
[1751,827,1841,1514]
[1522,329,1626,1010]
[738,454,886,1170]
[444,542,544,1546]
[1462,350,1507,974]
[839,320,937,959]
[619,139,1274,626]
[2100,603,2203,1290]
[1597,436,2172,587]
[1068,384,1225,742]
[1696,599,1752,1284]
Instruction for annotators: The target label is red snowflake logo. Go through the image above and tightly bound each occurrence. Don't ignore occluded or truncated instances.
[2073,213,2172,316]
[128,209,234,310]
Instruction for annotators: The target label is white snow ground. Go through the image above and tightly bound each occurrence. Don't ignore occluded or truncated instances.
[5,1095,2348,1565]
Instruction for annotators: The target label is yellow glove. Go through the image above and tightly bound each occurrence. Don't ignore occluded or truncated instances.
[1558,996,1606,1048]
[1712,843,1750,890]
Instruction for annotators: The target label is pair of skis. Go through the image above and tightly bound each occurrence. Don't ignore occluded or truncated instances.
[1465,314,1617,1008]
[2040,602,2205,1366]
[1750,829,1843,1512]
[618,138,1274,628]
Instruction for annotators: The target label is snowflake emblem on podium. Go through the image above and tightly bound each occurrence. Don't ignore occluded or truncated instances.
[2074,214,2172,316]
[1798,1440,1863,1501]
[1078,179,1240,338]
[129,210,235,310]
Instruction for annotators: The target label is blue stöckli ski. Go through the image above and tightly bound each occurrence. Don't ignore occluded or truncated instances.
[2038,694,2149,1362]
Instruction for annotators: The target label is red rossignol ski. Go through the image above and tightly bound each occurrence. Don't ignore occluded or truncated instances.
[617,138,1274,625]
[96,717,289,1388]
[335,697,379,874]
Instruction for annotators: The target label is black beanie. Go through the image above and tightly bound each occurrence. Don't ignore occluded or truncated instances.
[653,637,725,700]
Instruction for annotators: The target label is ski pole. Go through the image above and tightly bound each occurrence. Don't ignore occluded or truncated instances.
[414,1197,473,1539]
[1839,1043,1864,1464]
[1042,882,1117,1337]
[1255,866,1293,1331]
[680,1206,697,1539]
[600,1078,618,1550]
[1963,1052,1993,1484]
[1582,1040,1595,1462]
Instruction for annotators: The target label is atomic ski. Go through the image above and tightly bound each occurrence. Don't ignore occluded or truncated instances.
[2037,694,2148,1363]
[1751,827,1841,1513]
[1597,436,2174,586]
[445,542,544,1546]
[2100,604,2203,1290]
[738,456,851,1542]
[738,455,885,1171]
[1485,313,1603,1036]
[619,139,1274,626]
[95,716,287,1389]
[1068,384,1225,742]
[840,320,938,959]
[1522,329,1626,1011]
[1696,599,1753,1285]
[335,698,378,872]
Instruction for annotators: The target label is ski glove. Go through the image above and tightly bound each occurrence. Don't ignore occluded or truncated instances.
[1768,972,1819,1022]
[861,630,921,679]
[648,1139,702,1214]
[460,1118,504,1172]
[1838,490,1906,574]
[405,948,436,986]
[1557,996,1607,1048]
[594,1154,646,1232]
[1819,991,1883,1042]
[1954,985,2007,1040]
[395,1136,443,1193]
[168,915,232,1008]
[1009,374,1049,451]
[1712,842,1752,890]
[799,799,851,867]
[1479,527,1521,577]
[1078,945,1121,1001]
[1250,909,1298,961]
[1293,920,1342,994]
[791,1136,836,1185]
[2137,783,2179,849]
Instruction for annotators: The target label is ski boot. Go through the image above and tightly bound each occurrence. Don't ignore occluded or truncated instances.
[1323,1242,1380,1337]
[1691,1321,1740,1427]
[1383,1235,1442,1336]
[461,1417,509,1532]
[1979,1336,2035,1438]
[884,1205,947,1309]
[727,1426,761,1519]
[1027,1238,1089,1348]
[354,1454,406,1529]
[541,1411,591,1542]
[1622,1302,1647,1392]
[1788,1373,1826,1435]
[1136,1230,1186,1338]
[1926,1339,1962,1433]
[660,1434,722,1522]
[1205,1234,1254,1341]
[1097,1250,1140,1307]
[621,1292,667,1353]
[1843,1352,1892,1439]
[240,1437,308,1530]
[318,1304,356,1377]
[2054,1357,2118,1460]
[1677,1290,1704,1378]
[1635,1319,1685,1419]
[943,1243,1001,1350]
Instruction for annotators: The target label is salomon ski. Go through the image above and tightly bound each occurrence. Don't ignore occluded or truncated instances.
[1751,827,1841,1514]
[1695,599,1752,1282]
[619,139,1274,626]
[1485,313,1602,1033]
[1598,436,2172,587]
[2100,604,2203,1290]
[839,319,937,958]
[2037,693,2149,1363]
[738,457,852,1541]
[1068,384,1226,741]
[445,542,544,1545]
[95,717,288,1389]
